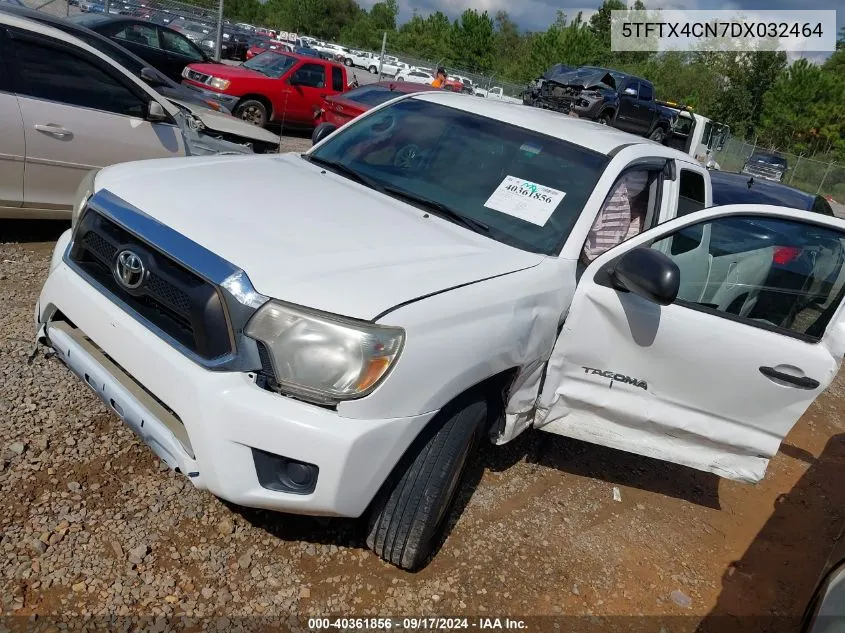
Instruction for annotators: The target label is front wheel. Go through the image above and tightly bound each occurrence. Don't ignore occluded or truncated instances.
[366,393,487,571]
[597,111,612,125]
[235,99,268,127]
[344,58,353,66]
[369,65,378,74]
[649,126,667,143]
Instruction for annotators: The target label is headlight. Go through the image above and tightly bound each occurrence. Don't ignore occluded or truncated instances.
[71,169,98,230]
[245,300,404,404]
[208,77,230,90]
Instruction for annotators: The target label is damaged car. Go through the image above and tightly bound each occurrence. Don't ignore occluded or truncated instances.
[523,65,622,123]
[524,65,676,143]
[0,11,279,219]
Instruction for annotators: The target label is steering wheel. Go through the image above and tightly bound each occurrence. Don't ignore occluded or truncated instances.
[393,144,424,170]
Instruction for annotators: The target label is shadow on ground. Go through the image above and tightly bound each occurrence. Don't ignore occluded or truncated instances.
[696,433,845,633]
[1,219,69,245]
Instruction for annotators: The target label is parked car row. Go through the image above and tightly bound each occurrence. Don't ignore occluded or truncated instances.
[0,7,279,220]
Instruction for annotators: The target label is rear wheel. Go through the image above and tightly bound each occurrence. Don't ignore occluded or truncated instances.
[235,99,268,127]
[366,393,488,571]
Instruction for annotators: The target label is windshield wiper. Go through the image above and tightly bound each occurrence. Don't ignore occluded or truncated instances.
[382,185,489,234]
[303,155,385,192]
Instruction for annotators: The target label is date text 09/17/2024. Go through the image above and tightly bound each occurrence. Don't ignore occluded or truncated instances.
[307,617,529,630]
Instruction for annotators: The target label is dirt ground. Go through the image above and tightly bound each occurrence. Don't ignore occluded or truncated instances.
[2,141,845,632]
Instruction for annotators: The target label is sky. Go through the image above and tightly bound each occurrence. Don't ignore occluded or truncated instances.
[357,0,843,56]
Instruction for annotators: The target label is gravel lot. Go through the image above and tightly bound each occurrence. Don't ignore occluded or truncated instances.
[2,139,845,630]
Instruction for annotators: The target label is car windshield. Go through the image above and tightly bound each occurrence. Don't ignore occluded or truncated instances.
[243,51,296,77]
[307,97,609,255]
[749,153,787,168]
[341,85,407,107]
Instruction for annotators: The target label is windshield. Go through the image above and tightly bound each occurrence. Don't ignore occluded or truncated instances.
[243,51,296,78]
[341,85,407,107]
[749,153,787,168]
[307,97,609,255]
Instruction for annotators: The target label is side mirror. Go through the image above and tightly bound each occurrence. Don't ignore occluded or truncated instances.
[623,87,637,97]
[311,122,337,145]
[140,66,165,86]
[146,100,169,123]
[608,247,680,306]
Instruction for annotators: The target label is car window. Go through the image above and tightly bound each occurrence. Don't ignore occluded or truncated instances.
[243,51,296,78]
[309,97,610,255]
[114,22,160,48]
[331,66,343,91]
[813,196,835,217]
[581,168,662,263]
[60,28,146,76]
[342,85,400,107]
[160,28,203,60]
[639,82,654,101]
[677,169,706,217]
[291,62,325,88]
[650,215,845,341]
[13,38,146,117]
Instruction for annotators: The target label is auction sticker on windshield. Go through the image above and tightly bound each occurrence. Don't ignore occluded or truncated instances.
[484,176,566,226]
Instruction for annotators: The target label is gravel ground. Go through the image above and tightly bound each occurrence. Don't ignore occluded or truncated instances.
[2,141,845,630]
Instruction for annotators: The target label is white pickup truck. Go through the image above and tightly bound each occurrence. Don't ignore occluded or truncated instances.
[474,85,523,104]
[37,91,845,571]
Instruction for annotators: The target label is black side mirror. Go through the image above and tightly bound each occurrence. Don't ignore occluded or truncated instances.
[311,122,337,145]
[140,66,165,86]
[608,246,680,306]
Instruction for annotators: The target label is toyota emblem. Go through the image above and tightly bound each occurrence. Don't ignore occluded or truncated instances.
[114,249,146,290]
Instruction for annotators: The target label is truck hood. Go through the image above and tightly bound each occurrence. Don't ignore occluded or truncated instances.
[187,62,270,82]
[546,69,617,91]
[168,98,280,145]
[95,154,545,320]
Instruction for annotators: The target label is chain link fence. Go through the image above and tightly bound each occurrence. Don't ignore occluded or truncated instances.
[22,0,225,60]
[712,137,845,203]
[380,48,525,99]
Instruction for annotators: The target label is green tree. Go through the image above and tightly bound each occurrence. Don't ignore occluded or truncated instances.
[529,11,605,76]
[448,9,495,73]
[370,0,398,33]
[757,58,845,158]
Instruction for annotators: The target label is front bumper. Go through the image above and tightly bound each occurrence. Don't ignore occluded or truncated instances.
[37,236,435,517]
[180,81,240,112]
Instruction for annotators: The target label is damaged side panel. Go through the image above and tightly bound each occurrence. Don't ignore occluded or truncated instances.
[533,241,843,484]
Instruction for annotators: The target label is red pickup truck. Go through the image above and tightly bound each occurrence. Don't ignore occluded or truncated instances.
[181,51,349,129]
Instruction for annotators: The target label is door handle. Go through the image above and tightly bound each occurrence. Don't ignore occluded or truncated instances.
[759,366,820,390]
[34,123,71,137]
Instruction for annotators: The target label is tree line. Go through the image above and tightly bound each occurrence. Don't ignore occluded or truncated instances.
[224,0,845,166]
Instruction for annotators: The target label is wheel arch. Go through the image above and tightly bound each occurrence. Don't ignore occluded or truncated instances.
[360,366,520,515]
[235,94,274,120]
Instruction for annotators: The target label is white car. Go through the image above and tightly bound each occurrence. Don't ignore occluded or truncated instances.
[474,86,522,104]
[0,11,279,219]
[342,50,377,69]
[37,90,845,574]
[396,69,435,84]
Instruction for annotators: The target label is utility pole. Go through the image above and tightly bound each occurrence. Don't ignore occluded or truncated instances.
[215,0,225,62]
[377,32,387,81]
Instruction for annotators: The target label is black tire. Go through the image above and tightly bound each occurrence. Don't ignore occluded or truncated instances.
[235,99,268,127]
[369,65,378,74]
[597,111,612,125]
[344,58,353,66]
[395,76,404,82]
[649,126,667,143]
[366,393,487,571]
